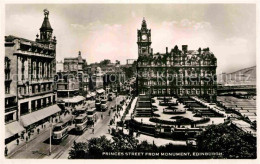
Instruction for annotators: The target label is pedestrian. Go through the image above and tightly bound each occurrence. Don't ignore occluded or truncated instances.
[26,136,28,142]
[101,114,103,120]
[5,146,8,156]
[21,132,24,140]
[108,128,110,134]
[37,128,40,134]
[28,132,31,139]
[92,128,95,134]
[16,138,19,145]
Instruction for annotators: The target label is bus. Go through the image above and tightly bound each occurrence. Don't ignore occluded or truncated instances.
[95,99,101,111]
[87,108,97,125]
[74,114,88,134]
[108,93,113,101]
[52,116,73,143]
[101,99,107,111]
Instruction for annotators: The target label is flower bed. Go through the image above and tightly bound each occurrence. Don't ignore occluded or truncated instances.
[149,117,210,125]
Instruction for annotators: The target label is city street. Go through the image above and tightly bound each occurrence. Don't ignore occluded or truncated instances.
[8,95,124,159]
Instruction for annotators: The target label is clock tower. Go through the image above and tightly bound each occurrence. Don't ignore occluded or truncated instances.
[137,18,152,57]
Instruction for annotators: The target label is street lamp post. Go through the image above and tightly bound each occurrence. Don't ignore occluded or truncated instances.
[49,123,52,155]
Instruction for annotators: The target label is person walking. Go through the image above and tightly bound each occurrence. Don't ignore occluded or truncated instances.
[5,146,8,156]
[16,138,19,145]
[101,114,103,120]
[92,128,95,134]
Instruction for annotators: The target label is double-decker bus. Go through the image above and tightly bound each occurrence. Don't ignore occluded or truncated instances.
[108,93,113,101]
[87,108,97,125]
[52,116,73,143]
[74,114,88,134]
[95,99,101,111]
[101,99,107,111]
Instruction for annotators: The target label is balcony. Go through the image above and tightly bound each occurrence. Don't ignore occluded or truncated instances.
[18,90,54,99]
[14,49,55,59]
[31,77,54,84]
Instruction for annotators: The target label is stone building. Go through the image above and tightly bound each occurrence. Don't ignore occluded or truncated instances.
[56,72,80,100]
[136,18,217,102]
[63,51,87,73]
[91,67,104,92]
[63,51,89,96]
[56,60,64,72]
[5,9,60,139]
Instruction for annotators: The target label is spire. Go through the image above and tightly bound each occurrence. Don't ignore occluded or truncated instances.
[141,17,147,30]
[38,9,54,42]
[40,9,53,31]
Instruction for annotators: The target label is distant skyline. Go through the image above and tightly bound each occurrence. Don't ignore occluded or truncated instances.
[5,4,256,73]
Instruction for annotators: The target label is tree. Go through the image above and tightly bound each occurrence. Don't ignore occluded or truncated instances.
[196,123,256,159]
[87,135,113,158]
[68,142,88,159]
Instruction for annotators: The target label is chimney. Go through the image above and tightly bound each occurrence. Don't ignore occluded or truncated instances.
[79,51,81,56]
[166,47,168,54]
[182,45,188,52]
[151,48,153,54]
[198,47,201,54]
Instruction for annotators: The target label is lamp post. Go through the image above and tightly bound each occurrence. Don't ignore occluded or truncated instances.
[49,123,52,155]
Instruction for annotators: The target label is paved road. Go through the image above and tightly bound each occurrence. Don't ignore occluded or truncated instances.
[8,95,124,159]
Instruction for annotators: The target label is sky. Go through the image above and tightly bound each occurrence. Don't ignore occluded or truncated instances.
[5,4,256,74]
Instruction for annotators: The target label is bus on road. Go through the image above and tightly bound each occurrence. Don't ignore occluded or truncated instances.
[74,114,88,134]
[52,116,73,143]
[101,99,107,111]
[95,99,101,111]
[87,108,97,125]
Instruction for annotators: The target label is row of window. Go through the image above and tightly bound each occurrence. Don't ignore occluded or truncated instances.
[20,95,56,115]
[18,83,53,96]
[18,56,52,81]
[139,60,215,66]
[140,88,216,95]
[142,81,214,86]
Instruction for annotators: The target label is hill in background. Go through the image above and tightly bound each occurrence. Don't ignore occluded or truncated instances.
[217,66,256,86]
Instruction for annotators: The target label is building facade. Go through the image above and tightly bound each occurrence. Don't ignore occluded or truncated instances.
[136,18,217,102]
[56,72,80,100]
[5,9,60,136]
[63,51,89,96]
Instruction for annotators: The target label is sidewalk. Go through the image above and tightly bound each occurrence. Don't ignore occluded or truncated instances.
[6,113,73,158]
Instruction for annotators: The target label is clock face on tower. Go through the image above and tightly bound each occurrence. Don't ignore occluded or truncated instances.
[142,34,147,40]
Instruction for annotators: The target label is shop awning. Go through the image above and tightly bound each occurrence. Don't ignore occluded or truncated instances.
[5,121,25,139]
[96,89,105,94]
[90,92,96,97]
[21,104,61,127]
[63,96,85,103]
